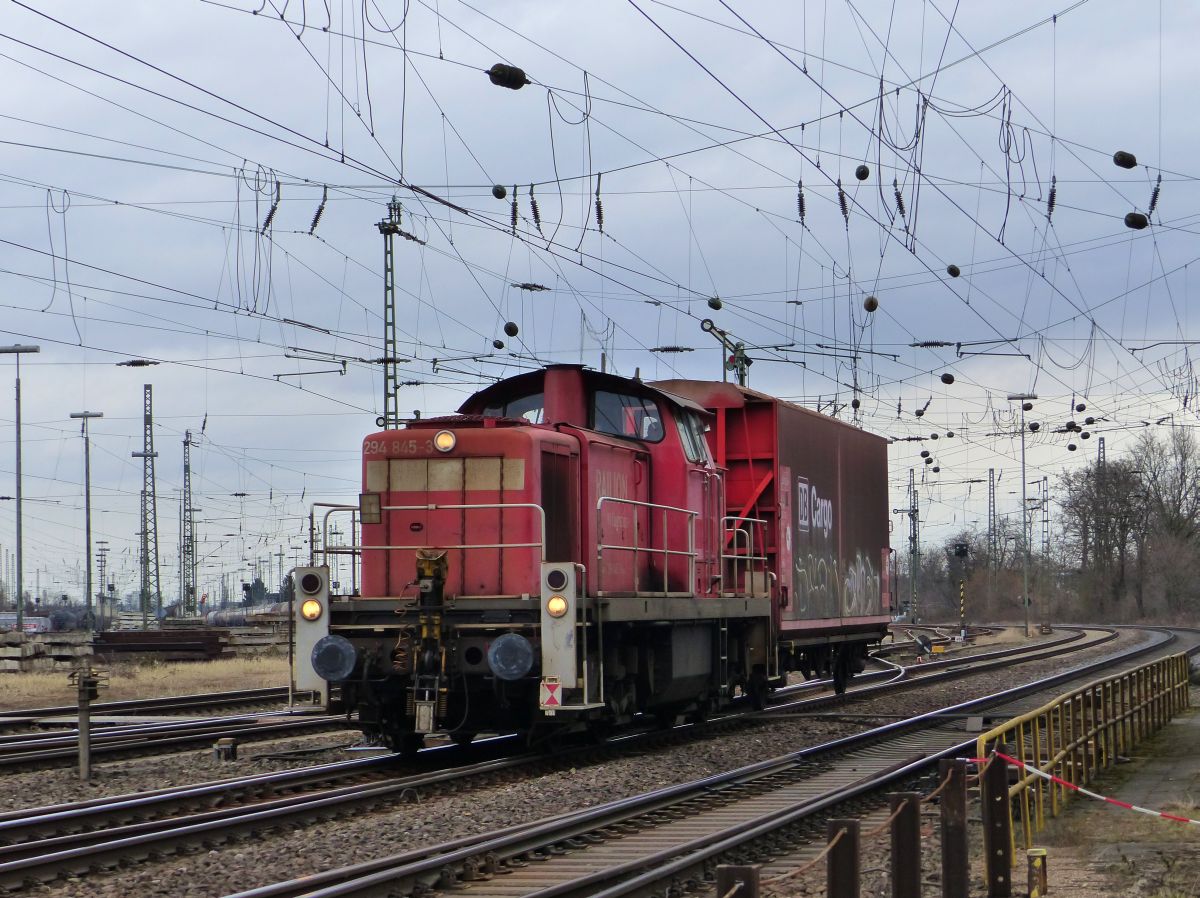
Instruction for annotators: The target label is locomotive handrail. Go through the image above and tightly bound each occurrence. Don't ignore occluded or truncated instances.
[721,514,769,598]
[378,502,547,563]
[595,496,696,597]
[312,503,361,595]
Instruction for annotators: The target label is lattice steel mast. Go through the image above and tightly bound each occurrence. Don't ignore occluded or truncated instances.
[376,199,402,430]
[893,468,920,622]
[181,430,196,614]
[988,468,997,571]
[131,385,161,624]
[908,469,919,622]
[1041,476,1050,558]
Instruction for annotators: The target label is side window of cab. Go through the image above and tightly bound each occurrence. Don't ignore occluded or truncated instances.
[674,409,710,463]
[592,391,664,442]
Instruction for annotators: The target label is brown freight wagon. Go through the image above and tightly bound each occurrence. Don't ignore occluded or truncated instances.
[654,379,893,691]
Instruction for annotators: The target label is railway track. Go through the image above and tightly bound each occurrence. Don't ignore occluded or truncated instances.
[769,622,1097,710]
[0,628,1075,772]
[221,627,1194,898]
[0,710,345,770]
[0,625,1150,892]
[0,688,336,769]
[0,687,309,721]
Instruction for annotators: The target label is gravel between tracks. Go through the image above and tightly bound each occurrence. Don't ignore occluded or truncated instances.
[10,627,1154,898]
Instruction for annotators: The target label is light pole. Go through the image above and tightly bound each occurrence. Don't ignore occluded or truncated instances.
[1007,393,1037,637]
[69,411,103,632]
[0,344,39,632]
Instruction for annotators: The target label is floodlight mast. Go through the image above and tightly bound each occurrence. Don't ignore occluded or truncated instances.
[69,411,103,632]
[0,345,39,632]
[1007,393,1038,637]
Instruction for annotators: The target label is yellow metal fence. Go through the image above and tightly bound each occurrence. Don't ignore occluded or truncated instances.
[976,652,1191,853]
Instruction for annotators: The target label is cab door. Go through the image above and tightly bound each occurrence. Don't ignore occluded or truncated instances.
[587,438,650,594]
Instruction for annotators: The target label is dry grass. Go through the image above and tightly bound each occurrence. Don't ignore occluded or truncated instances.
[0,656,290,710]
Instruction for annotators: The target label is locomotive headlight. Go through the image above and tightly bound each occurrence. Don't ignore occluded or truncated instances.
[546,594,569,618]
[300,598,324,621]
[433,430,456,452]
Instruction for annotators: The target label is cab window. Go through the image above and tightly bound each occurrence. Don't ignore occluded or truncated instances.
[483,391,544,423]
[592,391,663,442]
[674,409,710,463]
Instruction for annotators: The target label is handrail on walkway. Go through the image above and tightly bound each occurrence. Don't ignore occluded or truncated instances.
[976,652,1190,871]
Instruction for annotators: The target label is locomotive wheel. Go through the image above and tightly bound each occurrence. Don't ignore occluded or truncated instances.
[746,669,769,710]
[686,697,713,724]
[832,652,850,695]
[585,719,612,744]
[451,731,476,747]
[654,706,682,729]
[393,732,426,758]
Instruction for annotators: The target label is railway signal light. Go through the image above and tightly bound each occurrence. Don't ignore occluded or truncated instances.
[540,563,579,712]
[292,566,331,703]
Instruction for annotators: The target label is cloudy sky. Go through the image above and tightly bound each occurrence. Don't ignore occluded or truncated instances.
[0,0,1196,606]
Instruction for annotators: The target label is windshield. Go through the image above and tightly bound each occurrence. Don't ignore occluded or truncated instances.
[592,390,664,442]
[483,391,545,423]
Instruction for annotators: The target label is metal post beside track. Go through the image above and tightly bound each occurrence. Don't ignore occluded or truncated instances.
[827,818,860,898]
[1027,848,1048,898]
[716,865,760,898]
[981,756,1014,897]
[959,578,966,642]
[889,793,921,898]
[76,658,93,783]
[939,758,970,898]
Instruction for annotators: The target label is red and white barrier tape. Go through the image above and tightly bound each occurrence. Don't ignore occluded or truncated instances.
[979,752,1200,825]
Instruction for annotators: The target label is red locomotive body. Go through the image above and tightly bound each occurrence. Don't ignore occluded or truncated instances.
[293,365,889,752]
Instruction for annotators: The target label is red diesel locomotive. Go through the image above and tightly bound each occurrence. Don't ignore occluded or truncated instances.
[293,364,891,753]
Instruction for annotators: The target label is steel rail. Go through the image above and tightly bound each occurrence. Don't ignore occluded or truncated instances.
[0,687,307,719]
[0,627,1151,893]
[768,623,1093,705]
[0,746,560,890]
[220,628,1185,898]
[0,710,300,748]
[0,754,399,831]
[0,714,343,769]
[566,632,1199,898]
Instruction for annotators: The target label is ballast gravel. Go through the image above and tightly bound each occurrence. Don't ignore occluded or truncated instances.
[7,627,1155,898]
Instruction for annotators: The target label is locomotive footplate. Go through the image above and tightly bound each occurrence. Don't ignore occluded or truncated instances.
[598,595,772,622]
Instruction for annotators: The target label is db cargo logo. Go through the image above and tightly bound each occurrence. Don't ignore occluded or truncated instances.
[796,475,833,538]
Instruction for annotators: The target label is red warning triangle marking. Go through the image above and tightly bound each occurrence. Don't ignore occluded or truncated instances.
[544,682,560,706]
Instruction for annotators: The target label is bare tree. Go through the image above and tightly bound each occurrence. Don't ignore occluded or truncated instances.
[1058,458,1147,617]
[1138,427,1200,614]
[1140,428,1200,540]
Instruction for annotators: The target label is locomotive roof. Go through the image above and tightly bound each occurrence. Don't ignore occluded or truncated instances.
[460,364,711,417]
